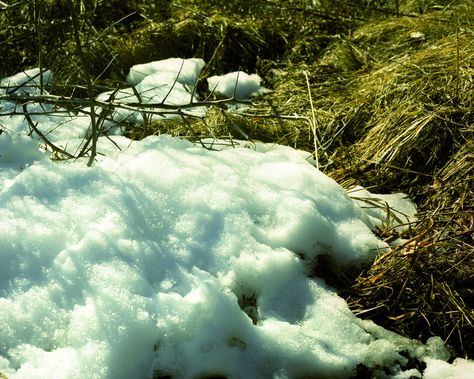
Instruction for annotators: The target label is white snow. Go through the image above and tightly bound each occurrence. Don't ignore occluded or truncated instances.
[347,185,417,233]
[0,68,52,95]
[424,357,474,379]
[207,71,267,99]
[98,58,206,124]
[126,58,205,86]
[0,60,473,379]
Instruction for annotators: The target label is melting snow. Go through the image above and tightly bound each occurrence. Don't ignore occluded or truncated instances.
[0,60,472,379]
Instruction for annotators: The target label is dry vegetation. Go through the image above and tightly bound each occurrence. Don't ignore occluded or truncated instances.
[1,0,473,367]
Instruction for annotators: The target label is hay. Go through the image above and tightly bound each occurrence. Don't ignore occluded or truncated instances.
[348,31,473,173]
[317,10,474,359]
[343,207,474,358]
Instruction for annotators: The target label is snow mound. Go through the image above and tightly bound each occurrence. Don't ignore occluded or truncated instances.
[126,58,205,86]
[207,71,268,99]
[424,357,474,379]
[98,58,207,123]
[0,135,456,379]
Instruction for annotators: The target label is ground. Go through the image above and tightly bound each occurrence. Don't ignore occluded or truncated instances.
[0,0,473,362]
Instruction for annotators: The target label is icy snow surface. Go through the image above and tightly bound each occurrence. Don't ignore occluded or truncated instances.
[0,61,473,379]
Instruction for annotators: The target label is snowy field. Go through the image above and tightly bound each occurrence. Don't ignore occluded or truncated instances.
[0,59,473,378]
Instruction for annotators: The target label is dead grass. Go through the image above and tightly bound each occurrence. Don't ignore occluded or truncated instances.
[344,204,473,358]
[321,10,474,358]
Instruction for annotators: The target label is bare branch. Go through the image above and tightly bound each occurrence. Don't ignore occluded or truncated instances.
[22,103,75,159]
[0,92,252,113]
[67,0,98,167]
[161,58,185,105]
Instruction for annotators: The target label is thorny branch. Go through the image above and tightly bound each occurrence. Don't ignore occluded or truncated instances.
[0,89,256,159]
[67,0,98,167]
[22,103,75,159]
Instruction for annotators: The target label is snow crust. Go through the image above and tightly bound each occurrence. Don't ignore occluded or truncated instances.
[0,60,472,379]
[424,357,474,379]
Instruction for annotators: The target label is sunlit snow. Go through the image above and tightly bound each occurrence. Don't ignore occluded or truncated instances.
[0,68,52,96]
[0,60,472,379]
[207,71,266,99]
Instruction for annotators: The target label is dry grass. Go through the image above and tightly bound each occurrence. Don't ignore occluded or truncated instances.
[344,204,473,358]
[321,10,474,359]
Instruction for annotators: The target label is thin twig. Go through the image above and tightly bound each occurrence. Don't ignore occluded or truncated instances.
[68,0,98,167]
[22,103,75,158]
[161,58,185,105]
[0,92,252,111]
[304,70,319,170]
[34,0,44,94]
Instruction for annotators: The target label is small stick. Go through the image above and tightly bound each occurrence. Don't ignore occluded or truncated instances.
[68,0,98,167]
[22,103,75,158]
[304,70,320,170]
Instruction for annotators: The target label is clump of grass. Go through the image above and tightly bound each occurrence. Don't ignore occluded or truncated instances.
[315,8,474,358]
[344,204,473,358]
[346,31,473,178]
